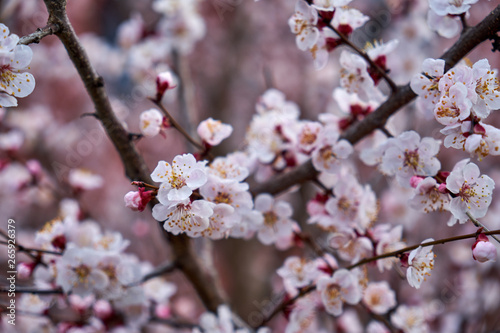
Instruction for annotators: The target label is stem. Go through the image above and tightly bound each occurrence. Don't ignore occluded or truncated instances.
[0,240,62,256]
[151,98,204,151]
[327,25,398,93]
[251,5,500,197]
[466,211,500,244]
[0,287,63,294]
[127,261,177,287]
[346,229,500,270]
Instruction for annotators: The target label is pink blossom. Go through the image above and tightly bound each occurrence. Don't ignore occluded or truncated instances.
[197,117,233,146]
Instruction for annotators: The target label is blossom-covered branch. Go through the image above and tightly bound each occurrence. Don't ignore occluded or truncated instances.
[252,5,500,197]
[41,0,225,312]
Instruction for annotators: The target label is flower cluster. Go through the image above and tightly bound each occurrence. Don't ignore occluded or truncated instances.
[412,58,500,160]
[0,23,36,107]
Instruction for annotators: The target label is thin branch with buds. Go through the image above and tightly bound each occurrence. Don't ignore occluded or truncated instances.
[256,229,500,327]
[466,211,500,244]
[149,98,204,151]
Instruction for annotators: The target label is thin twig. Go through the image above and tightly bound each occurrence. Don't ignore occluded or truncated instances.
[0,287,63,294]
[127,261,177,287]
[257,229,500,327]
[466,211,500,244]
[327,25,398,93]
[346,229,500,270]
[0,240,62,256]
[150,98,204,151]
[18,24,60,45]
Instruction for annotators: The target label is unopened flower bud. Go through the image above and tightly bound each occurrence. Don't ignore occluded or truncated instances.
[94,299,113,319]
[124,188,155,212]
[410,176,424,188]
[156,71,177,102]
[472,233,497,263]
[17,262,36,279]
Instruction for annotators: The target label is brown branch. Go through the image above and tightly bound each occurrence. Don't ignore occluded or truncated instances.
[41,0,225,312]
[0,287,63,294]
[127,260,177,287]
[151,98,204,151]
[18,24,60,45]
[0,240,62,256]
[251,5,500,197]
[257,229,500,327]
[345,229,500,270]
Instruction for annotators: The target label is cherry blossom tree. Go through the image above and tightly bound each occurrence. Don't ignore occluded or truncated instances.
[1,0,500,332]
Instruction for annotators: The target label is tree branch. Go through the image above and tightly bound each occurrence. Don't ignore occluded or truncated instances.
[18,24,60,45]
[251,5,500,196]
[41,0,225,312]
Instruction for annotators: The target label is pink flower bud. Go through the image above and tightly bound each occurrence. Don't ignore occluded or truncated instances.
[156,71,177,102]
[437,183,448,193]
[155,303,171,319]
[124,191,142,211]
[17,262,36,279]
[124,188,155,212]
[410,176,424,188]
[472,234,497,263]
[94,300,113,319]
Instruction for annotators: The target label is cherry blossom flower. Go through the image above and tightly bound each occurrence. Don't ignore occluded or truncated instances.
[405,238,435,289]
[330,7,369,36]
[197,118,233,146]
[317,268,362,316]
[409,176,451,213]
[139,109,164,137]
[56,246,109,296]
[362,281,397,315]
[391,305,429,333]
[277,256,319,290]
[311,125,353,173]
[446,161,494,225]
[379,131,441,187]
[207,155,250,183]
[68,168,104,191]
[312,0,352,11]
[470,59,500,118]
[373,224,407,272]
[288,1,319,51]
[429,0,478,16]
[472,233,497,263]
[152,198,214,235]
[410,58,445,112]
[329,231,373,263]
[340,51,385,102]
[253,193,298,249]
[151,154,208,203]
[0,24,36,107]
[427,10,461,38]
[442,121,500,159]
[433,82,471,125]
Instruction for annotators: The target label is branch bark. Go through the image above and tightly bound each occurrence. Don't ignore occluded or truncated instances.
[41,0,225,311]
[251,5,500,196]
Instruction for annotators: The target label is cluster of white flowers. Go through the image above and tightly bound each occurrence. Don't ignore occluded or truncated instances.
[0,23,36,107]
[427,0,478,38]
[412,58,500,160]
[22,200,177,331]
